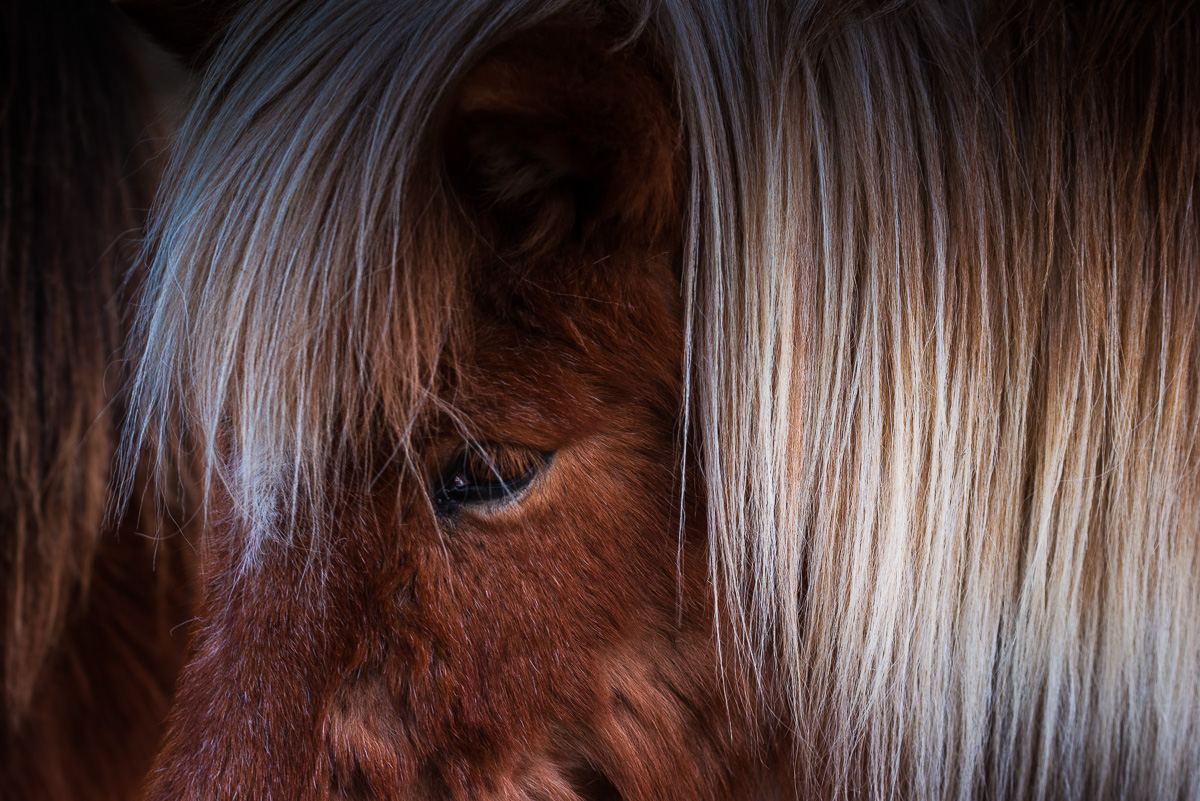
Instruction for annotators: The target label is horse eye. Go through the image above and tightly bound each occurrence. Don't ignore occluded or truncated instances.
[432,444,551,516]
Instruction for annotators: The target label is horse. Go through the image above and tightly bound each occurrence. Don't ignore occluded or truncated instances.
[1,2,196,798]
[4,0,1199,798]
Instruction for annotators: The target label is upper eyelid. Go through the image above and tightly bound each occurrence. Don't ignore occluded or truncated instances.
[462,444,544,481]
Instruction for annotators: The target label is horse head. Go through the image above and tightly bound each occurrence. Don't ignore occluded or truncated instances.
[129,6,780,798]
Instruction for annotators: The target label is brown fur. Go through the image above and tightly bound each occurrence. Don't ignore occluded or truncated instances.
[129,0,1200,797]
[9,0,1199,798]
[143,27,785,800]
[1,1,195,797]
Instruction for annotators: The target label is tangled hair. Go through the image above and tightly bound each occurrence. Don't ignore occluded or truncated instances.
[128,0,1200,797]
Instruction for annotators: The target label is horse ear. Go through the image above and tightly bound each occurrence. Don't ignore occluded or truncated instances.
[115,0,244,68]
[444,26,682,256]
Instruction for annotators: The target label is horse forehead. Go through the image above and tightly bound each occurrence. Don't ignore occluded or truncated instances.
[450,258,683,425]
[463,254,681,355]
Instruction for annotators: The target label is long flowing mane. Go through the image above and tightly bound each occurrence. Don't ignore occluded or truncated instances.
[6,0,1198,798]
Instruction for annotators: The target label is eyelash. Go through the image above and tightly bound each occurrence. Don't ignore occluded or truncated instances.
[432,444,552,516]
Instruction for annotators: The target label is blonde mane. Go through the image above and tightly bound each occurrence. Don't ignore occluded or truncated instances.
[128,1,1200,798]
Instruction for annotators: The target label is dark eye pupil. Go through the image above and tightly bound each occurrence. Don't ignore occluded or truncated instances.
[433,445,550,516]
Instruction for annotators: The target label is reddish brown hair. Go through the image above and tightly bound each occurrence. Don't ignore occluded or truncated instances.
[1,1,195,798]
